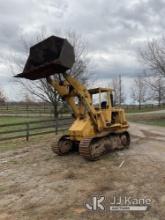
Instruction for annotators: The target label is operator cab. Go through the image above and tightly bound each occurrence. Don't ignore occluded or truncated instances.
[88,87,113,110]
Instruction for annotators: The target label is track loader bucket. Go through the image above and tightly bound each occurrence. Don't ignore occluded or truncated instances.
[15,36,75,80]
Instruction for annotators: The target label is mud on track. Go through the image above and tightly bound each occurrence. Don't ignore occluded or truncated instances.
[0,123,165,220]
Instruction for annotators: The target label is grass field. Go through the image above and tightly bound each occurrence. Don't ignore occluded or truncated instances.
[0,116,45,125]
[0,133,61,153]
[124,105,165,113]
[0,116,70,143]
[128,118,165,127]
[0,110,164,145]
[0,116,54,141]
[127,112,165,127]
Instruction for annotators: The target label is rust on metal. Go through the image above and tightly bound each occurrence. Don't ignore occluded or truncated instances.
[79,132,130,160]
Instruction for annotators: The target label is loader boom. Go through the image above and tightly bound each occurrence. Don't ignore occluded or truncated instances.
[15,35,130,160]
[47,73,100,131]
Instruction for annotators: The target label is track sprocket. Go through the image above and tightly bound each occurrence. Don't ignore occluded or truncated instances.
[52,135,73,156]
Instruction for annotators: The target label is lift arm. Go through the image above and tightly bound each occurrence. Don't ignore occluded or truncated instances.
[14,35,101,131]
[47,73,100,131]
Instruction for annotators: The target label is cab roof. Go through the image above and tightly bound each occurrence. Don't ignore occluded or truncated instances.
[88,87,113,94]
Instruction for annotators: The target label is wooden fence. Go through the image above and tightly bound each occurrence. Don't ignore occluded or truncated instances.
[0,117,73,142]
[0,102,71,117]
[0,102,165,113]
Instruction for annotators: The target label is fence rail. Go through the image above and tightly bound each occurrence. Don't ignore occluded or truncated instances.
[0,102,71,117]
[0,117,73,142]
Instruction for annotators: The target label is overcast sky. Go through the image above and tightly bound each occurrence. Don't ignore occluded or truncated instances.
[0,0,164,101]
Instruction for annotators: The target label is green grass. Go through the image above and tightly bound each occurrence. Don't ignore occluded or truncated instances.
[125,107,165,114]
[0,139,27,153]
[0,116,56,141]
[0,116,69,147]
[0,116,44,125]
[133,119,165,127]
[127,111,165,127]
[0,132,63,153]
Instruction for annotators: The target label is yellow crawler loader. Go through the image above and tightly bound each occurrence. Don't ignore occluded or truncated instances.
[16,36,130,160]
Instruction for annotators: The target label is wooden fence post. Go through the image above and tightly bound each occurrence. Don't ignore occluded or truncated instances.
[43,103,45,113]
[26,104,29,118]
[55,117,58,135]
[26,123,30,141]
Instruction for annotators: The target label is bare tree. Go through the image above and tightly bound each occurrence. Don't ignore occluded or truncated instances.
[111,75,125,106]
[67,31,90,83]
[0,89,7,103]
[139,38,165,77]
[131,75,148,110]
[144,73,165,106]
[139,38,165,106]
[9,31,90,118]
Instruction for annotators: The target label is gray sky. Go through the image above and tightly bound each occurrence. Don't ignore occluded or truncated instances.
[0,0,164,101]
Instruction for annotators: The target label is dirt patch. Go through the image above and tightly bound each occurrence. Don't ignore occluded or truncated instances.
[0,124,165,220]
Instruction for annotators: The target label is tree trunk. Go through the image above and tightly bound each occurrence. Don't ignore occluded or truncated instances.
[158,89,161,107]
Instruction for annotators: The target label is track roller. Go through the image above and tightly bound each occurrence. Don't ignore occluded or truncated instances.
[79,132,131,160]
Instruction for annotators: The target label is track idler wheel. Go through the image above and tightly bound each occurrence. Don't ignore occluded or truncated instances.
[52,136,73,156]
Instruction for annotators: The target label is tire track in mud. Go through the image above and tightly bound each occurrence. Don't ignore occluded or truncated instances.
[130,127,165,145]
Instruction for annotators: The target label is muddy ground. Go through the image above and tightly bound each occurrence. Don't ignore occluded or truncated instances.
[0,122,165,220]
